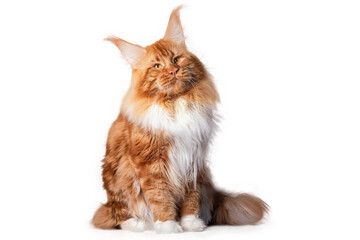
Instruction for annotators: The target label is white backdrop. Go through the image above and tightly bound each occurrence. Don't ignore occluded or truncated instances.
[1,0,359,239]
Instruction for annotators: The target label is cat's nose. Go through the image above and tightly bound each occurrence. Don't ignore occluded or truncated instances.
[169,68,179,76]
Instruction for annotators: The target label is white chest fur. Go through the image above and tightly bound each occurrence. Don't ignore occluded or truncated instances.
[125,99,217,186]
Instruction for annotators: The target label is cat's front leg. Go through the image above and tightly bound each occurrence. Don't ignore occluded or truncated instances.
[137,166,183,234]
[180,182,206,232]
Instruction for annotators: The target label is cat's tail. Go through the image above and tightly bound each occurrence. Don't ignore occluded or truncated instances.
[204,186,269,225]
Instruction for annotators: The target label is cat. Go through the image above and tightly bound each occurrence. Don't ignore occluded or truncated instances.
[92,6,268,233]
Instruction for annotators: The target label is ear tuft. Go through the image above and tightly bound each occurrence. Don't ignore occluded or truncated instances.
[105,36,146,68]
[163,6,185,44]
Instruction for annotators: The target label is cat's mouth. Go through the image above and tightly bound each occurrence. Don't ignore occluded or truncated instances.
[157,76,191,95]
[165,78,181,88]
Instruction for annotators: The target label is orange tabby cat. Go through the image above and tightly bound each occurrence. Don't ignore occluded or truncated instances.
[92,6,268,233]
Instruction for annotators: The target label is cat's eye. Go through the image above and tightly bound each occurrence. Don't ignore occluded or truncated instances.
[154,64,163,70]
[174,57,179,63]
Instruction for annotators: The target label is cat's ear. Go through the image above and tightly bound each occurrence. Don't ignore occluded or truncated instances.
[105,36,146,68]
[163,6,185,45]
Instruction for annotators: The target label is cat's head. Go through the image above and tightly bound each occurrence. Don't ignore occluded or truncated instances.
[106,6,219,105]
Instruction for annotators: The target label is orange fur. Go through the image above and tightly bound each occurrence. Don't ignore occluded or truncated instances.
[93,6,268,233]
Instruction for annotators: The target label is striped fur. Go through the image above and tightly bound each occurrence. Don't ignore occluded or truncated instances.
[92,6,268,233]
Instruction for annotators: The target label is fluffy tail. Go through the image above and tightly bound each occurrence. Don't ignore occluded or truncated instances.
[207,189,269,225]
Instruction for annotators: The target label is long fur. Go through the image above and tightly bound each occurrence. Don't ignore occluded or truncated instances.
[211,191,269,225]
[92,6,268,233]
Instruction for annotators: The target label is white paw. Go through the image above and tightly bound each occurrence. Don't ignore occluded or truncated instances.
[120,218,150,232]
[180,215,206,232]
[154,220,183,234]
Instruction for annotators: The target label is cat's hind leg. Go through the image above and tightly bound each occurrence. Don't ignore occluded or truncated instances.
[93,189,151,232]
[120,218,152,232]
[92,191,131,229]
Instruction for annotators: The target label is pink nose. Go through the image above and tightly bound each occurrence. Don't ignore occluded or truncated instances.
[169,68,179,76]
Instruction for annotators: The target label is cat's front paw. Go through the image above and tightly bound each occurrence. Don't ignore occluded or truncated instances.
[120,218,150,232]
[154,220,183,234]
[180,215,206,232]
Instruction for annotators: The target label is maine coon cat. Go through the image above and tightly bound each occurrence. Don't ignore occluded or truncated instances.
[92,6,268,233]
